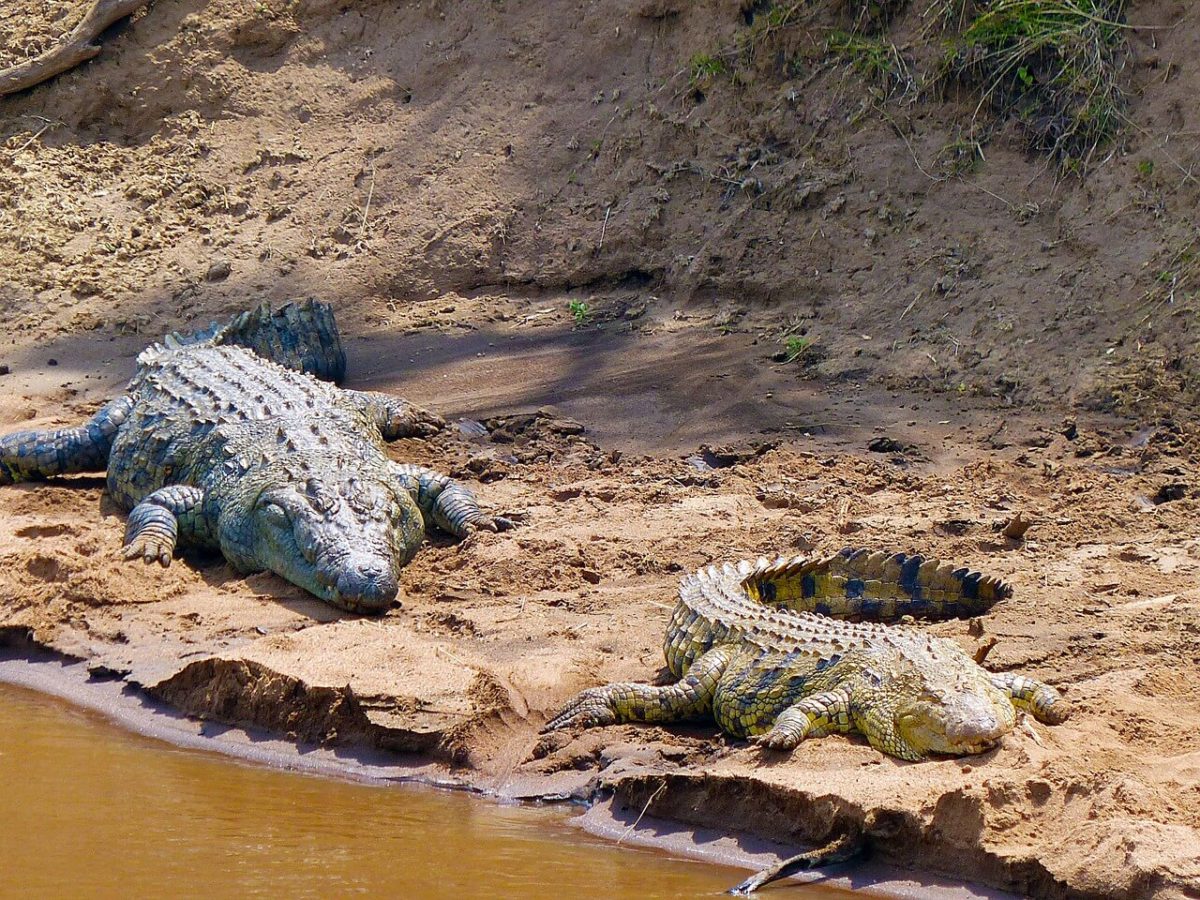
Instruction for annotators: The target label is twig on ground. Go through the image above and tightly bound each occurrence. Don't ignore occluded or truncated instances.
[358,163,376,236]
[617,780,666,845]
[0,0,150,98]
[598,204,612,251]
[728,830,863,895]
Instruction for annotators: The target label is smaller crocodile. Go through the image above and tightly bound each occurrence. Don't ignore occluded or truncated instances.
[544,549,1069,761]
[0,300,508,613]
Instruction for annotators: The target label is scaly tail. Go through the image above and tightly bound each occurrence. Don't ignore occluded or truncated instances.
[741,547,1012,623]
[158,299,346,383]
[0,396,133,484]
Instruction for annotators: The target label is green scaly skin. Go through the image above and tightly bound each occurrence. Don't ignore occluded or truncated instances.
[0,301,510,614]
[543,551,1070,761]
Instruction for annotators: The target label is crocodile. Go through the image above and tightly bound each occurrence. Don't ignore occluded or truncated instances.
[0,300,508,614]
[544,548,1069,761]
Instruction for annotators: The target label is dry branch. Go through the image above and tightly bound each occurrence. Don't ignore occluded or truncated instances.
[0,0,148,98]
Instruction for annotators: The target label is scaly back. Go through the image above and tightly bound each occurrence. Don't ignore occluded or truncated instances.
[665,550,1011,678]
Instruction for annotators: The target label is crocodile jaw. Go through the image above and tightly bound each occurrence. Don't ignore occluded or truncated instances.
[897,688,1017,758]
[221,478,421,615]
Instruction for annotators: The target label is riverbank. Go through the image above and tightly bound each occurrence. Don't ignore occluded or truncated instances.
[1,318,1198,897]
[0,644,1005,898]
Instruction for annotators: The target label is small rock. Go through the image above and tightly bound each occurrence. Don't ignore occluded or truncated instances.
[1002,512,1032,539]
[206,260,232,282]
[867,436,905,453]
[580,569,601,584]
[935,518,976,536]
[47,358,58,367]
[0,365,9,376]
[791,532,816,551]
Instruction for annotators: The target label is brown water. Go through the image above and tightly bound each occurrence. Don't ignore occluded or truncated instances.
[0,683,850,898]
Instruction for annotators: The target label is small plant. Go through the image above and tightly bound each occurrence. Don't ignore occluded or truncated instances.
[826,31,916,100]
[568,300,592,327]
[937,134,986,176]
[942,0,1129,170]
[689,53,729,85]
[1136,159,1154,178]
[783,335,811,362]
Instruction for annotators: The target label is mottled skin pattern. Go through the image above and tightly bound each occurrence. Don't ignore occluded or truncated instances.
[0,301,507,614]
[544,550,1069,761]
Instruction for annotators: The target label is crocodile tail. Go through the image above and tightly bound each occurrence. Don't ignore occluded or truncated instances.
[740,548,1012,622]
[155,299,347,383]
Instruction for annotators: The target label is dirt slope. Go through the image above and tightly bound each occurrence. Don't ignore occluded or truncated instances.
[2,1,1200,897]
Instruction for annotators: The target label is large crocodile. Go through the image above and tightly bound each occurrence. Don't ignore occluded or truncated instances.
[0,300,508,613]
[544,548,1069,761]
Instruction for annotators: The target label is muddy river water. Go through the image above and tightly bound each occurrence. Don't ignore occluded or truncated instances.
[0,682,852,898]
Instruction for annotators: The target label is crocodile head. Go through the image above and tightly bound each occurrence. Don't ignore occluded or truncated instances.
[228,475,424,614]
[892,681,1017,759]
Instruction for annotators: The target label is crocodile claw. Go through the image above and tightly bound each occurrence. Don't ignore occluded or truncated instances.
[121,539,173,568]
[748,731,801,752]
[412,410,446,437]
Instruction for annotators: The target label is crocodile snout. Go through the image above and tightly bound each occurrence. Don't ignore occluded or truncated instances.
[943,694,1011,748]
[328,555,399,612]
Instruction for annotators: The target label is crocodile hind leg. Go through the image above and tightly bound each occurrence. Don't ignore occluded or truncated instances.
[123,485,212,567]
[345,390,445,439]
[389,462,512,537]
[0,396,133,485]
[990,673,1070,724]
[542,646,734,732]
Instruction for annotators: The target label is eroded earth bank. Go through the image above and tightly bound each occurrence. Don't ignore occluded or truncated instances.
[1,1,1199,897]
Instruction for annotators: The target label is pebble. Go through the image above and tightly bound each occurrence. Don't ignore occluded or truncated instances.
[206,260,232,282]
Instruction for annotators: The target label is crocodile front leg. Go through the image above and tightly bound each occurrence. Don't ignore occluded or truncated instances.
[0,396,133,484]
[388,462,511,537]
[345,390,445,439]
[990,673,1071,724]
[123,485,213,567]
[542,646,734,731]
[743,689,855,750]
